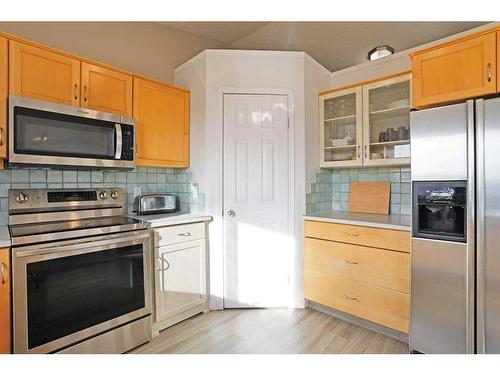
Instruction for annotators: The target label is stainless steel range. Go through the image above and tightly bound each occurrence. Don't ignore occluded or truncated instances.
[9,187,152,354]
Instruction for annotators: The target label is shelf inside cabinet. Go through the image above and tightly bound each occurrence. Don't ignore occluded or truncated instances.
[370,140,410,147]
[369,106,410,121]
[324,144,357,150]
[324,114,356,122]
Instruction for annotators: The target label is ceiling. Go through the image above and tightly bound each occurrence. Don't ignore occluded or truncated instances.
[160,21,487,72]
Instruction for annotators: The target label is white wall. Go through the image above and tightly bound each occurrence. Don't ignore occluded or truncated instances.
[176,50,316,309]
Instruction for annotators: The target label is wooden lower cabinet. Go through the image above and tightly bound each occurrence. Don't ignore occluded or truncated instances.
[304,220,410,253]
[304,220,410,334]
[304,269,409,333]
[304,237,409,293]
[0,247,11,353]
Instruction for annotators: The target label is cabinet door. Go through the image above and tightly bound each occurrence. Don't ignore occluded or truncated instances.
[9,41,80,106]
[0,37,7,161]
[133,78,190,168]
[155,239,207,322]
[81,62,133,116]
[362,74,411,166]
[0,247,10,354]
[497,31,500,92]
[412,32,496,108]
[319,86,363,168]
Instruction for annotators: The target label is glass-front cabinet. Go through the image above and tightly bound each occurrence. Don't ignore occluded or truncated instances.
[319,87,363,167]
[363,75,411,166]
[319,74,411,168]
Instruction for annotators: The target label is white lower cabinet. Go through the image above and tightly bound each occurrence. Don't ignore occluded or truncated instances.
[152,222,209,334]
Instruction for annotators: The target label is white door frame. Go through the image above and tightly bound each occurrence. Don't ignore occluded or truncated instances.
[207,87,295,310]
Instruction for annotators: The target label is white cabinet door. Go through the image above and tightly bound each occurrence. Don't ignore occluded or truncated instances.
[155,239,207,322]
[319,87,363,168]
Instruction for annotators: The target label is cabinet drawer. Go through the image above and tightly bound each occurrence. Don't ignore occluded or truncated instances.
[154,222,205,247]
[304,269,409,333]
[304,238,409,292]
[304,220,410,252]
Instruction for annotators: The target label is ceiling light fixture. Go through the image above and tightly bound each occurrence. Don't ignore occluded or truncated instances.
[368,45,395,61]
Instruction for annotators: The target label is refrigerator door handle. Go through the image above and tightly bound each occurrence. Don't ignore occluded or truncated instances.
[476,98,486,354]
[466,100,476,354]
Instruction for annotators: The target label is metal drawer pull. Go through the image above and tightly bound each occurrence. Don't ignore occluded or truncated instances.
[177,232,192,237]
[1,262,6,284]
[487,63,492,82]
[157,257,170,271]
[344,259,358,265]
[344,232,358,237]
[342,294,358,301]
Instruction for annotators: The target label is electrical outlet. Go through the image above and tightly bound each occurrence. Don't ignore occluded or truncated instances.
[133,186,142,196]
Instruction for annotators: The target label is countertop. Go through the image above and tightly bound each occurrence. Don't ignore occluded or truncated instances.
[304,210,411,231]
[129,212,213,228]
[0,225,11,247]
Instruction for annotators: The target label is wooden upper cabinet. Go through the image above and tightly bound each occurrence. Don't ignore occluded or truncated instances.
[81,62,133,116]
[498,31,500,92]
[0,37,7,161]
[134,78,190,168]
[412,32,497,108]
[0,247,11,354]
[9,41,80,106]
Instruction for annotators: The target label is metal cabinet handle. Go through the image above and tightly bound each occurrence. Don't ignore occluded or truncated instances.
[74,83,78,100]
[0,128,3,147]
[357,145,361,159]
[487,63,492,82]
[344,232,358,237]
[84,85,88,101]
[157,257,170,272]
[342,294,357,301]
[364,145,368,159]
[1,262,6,284]
[344,259,358,265]
[177,232,191,237]
[227,210,235,217]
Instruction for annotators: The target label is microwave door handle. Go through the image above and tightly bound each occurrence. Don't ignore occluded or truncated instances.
[115,123,123,159]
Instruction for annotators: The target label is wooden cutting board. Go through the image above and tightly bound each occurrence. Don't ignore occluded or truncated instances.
[348,182,391,215]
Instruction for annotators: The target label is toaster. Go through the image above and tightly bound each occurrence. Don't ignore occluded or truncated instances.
[133,193,177,215]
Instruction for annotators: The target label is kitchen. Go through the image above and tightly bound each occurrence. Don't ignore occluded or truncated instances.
[0,3,499,371]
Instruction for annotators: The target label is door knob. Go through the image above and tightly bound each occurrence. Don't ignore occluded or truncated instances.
[227,210,235,217]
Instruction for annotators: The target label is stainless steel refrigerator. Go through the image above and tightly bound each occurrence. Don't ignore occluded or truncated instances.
[410,96,500,354]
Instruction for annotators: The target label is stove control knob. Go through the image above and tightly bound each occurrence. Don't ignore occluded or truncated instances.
[111,191,119,200]
[99,191,108,200]
[15,192,28,204]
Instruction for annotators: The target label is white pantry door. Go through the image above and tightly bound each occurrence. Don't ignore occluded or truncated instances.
[223,94,290,308]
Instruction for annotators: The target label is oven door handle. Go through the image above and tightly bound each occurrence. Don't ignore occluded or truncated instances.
[114,123,123,160]
[14,232,149,259]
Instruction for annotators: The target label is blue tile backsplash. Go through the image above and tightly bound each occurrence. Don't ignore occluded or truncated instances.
[306,166,411,216]
[0,167,205,224]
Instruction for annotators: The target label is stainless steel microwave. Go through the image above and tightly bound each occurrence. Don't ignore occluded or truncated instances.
[9,95,136,169]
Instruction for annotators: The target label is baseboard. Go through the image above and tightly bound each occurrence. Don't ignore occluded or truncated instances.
[152,303,210,336]
[307,300,409,344]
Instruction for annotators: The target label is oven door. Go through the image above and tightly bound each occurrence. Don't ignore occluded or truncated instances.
[12,230,151,354]
[9,95,135,169]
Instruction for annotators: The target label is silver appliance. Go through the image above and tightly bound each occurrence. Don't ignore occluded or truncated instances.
[133,193,177,215]
[410,97,500,354]
[9,188,152,353]
[9,95,136,169]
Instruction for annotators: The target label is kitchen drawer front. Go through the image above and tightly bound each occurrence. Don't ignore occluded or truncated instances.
[304,238,409,293]
[154,222,205,247]
[304,220,410,252]
[304,269,409,333]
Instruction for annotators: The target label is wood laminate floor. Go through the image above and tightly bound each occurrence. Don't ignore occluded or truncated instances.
[131,308,409,354]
